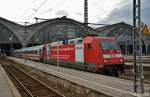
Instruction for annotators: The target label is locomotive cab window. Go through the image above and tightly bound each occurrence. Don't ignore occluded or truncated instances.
[88,44,92,50]
[100,41,120,50]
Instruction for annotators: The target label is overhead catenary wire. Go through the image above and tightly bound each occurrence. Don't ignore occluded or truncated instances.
[26,0,48,21]
[41,0,67,15]
[89,0,150,24]
[89,0,131,19]
[20,0,37,20]
[26,0,68,22]
[32,0,37,4]
[91,6,150,24]
[22,0,130,23]
[19,0,150,25]
[109,7,150,22]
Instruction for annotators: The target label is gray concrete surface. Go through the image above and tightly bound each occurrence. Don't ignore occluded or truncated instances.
[8,57,150,97]
[0,64,14,97]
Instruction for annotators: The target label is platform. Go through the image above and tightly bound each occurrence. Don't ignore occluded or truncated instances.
[8,57,150,97]
[0,64,15,97]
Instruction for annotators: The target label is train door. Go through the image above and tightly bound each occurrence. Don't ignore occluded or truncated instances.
[40,49,43,62]
[84,43,94,63]
[75,44,84,62]
[47,45,51,61]
[42,45,47,62]
[42,44,51,63]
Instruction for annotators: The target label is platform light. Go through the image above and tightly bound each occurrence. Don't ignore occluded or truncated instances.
[9,36,13,56]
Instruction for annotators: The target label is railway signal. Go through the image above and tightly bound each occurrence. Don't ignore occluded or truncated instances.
[142,24,150,36]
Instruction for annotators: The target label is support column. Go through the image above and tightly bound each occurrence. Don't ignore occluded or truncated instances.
[133,0,144,94]
[84,0,88,36]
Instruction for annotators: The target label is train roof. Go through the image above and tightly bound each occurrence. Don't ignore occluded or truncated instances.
[13,37,116,52]
[13,45,44,52]
[50,37,83,47]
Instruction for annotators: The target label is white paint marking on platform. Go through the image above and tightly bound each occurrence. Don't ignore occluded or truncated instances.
[32,64,137,97]
[9,57,142,97]
[53,70,137,96]
[88,74,133,86]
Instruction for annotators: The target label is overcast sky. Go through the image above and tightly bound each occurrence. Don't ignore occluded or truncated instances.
[99,0,150,25]
[0,0,149,28]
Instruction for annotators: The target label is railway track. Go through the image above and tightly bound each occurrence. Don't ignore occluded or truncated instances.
[123,58,150,84]
[126,59,150,63]
[1,58,150,97]
[125,56,150,63]
[119,69,150,84]
[2,63,65,97]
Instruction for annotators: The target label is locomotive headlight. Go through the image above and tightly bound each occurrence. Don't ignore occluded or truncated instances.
[103,54,111,58]
[120,58,123,62]
[99,65,103,68]
[115,54,123,58]
[104,59,108,63]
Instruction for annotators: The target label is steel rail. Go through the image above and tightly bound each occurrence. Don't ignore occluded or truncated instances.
[3,65,34,97]
[3,64,65,97]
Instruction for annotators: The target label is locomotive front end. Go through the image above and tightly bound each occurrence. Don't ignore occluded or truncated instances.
[99,38,125,76]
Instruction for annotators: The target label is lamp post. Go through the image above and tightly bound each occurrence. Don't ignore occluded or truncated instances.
[9,35,13,56]
[24,22,29,63]
[124,34,129,58]
[35,37,39,45]
[125,36,128,58]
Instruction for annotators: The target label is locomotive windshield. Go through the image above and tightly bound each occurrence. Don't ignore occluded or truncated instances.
[100,41,120,50]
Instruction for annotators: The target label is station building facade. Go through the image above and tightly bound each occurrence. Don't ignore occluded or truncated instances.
[0,17,95,55]
[96,22,150,54]
[0,17,150,55]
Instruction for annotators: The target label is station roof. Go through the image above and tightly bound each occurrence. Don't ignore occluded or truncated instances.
[96,22,132,37]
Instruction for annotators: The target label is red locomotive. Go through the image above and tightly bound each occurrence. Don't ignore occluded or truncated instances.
[13,36,125,75]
